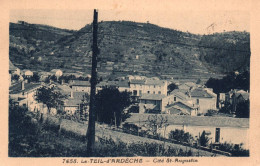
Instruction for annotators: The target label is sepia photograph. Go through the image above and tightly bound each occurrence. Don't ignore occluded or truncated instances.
[3,0,257,163]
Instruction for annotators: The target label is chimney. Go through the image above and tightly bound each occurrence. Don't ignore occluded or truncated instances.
[71,90,73,98]
[21,81,25,91]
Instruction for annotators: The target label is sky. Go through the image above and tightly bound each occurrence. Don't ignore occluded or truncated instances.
[10,9,250,35]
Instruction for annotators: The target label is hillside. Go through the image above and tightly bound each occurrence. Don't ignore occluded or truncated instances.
[9,21,250,81]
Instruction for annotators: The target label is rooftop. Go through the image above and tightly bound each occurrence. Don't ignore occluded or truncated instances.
[9,82,41,94]
[9,60,18,71]
[190,88,216,98]
[69,80,91,87]
[97,80,129,88]
[140,94,166,100]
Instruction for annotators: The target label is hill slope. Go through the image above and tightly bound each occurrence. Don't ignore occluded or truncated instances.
[9,21,250,81]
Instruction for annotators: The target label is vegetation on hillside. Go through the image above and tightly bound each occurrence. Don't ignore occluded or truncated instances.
[9,21,250,80]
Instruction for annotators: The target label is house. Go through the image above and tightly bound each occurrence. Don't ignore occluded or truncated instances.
[96,80,130,92]
[178,82,200,90]
[139,94,173,113]
[230,90,249,113]
[165,101,198,116]
[38,71,52,81]
[69,80,91,93]
[9,60,21,75]
[189,88,217,114]
[62,91,89,115]
[125,114,249,149]
[218,93,226,108]
[9,81,42,112]
[129,78,167,97]
[23,70,34,77]
[50,69,63,77]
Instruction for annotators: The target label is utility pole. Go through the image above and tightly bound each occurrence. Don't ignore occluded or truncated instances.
[86,9,98,156]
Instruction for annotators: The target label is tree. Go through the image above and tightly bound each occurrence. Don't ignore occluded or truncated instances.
[168,129,193,143]
[167,83,178,93]
[235,100,249,118]
[199,131,210,147]
[95,87,131,127]
[80,93,90,120]
[145,115,168,138]
[30,73,40,82]
[35,86,65,114]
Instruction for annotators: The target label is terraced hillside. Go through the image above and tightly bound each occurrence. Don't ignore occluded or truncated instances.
[9,21,250,81]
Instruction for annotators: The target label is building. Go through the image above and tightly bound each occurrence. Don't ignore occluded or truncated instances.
[9,81,42,112]
[50,69,63,77]
[139,94,173,113]
[22,70,34,77]
[129,78,167,97]
[96,80,130,92]
[62,91,89,115]
[9,60,21,76]
[69,80,91,93]
[125,114,249,149]
[165,101,198,116]
[189,88,217,114]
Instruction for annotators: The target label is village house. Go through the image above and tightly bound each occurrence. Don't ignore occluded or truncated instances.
[139,94,174,113]
[9,81,42,112]
[129,78,168,97]
[125,114,249,149]
[50,69,63,77]
[22,69,34,77]
[165,101,198,116]
[96,80,130,92]
[9,60,21,76]
[69,80,91,93]
[189,88,217,114]
[62,91,89,115]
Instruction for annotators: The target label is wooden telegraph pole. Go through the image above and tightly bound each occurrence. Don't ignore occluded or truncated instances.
[86,9,98,156]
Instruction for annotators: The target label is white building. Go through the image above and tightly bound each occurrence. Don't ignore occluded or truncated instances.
[129,78,167,97]
[9,81,42,112]
[50,69,63,77]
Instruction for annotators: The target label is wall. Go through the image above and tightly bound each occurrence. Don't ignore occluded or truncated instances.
[72,86,90,93]
[162,125,249,149]
[191,97,216,114]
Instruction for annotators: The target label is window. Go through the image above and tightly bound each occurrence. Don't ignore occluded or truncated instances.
[174,97,176,101]
[139,90,142,95]
[133,90,137,96]
[153,91,155,94]
[158,91,161,94]
[196,99,199,104]
[147,91,150,94]
[154,85,156,88]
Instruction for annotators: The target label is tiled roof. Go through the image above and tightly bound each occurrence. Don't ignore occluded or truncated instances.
[70,80,91,87]
[170,89,189,100]
[145,79,166,86]
[190,89,216,98]
[9,82,41,94]
[238,93,249,100]
[9,61,17,71]
[140,94,166,100]
[97,81,129,88]
[126,114,249,128]
[130,79,146,84]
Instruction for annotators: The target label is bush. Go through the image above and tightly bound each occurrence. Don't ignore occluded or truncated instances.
[168,129,193,144]
[218,142,249,156]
